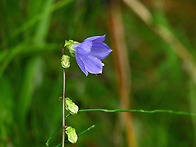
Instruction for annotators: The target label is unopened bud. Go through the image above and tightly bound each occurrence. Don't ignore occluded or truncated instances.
[61,55,70,68]
[65,126,78,144]
[65,97,79,115]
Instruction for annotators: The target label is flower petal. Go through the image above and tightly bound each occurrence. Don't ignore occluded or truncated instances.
[75,52,88,76]
[82,55,104,74]
[76,46,88,57]
[90,42,112,59]
[78,39,92,53]
[86,35,106,43]
[70,44,80,51]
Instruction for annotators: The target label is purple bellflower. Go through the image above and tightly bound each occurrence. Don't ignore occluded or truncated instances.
[66,35,112,76]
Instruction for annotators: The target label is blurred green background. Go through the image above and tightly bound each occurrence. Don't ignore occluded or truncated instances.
[1,0,196,146]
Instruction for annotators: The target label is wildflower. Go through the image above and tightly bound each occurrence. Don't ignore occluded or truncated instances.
[65,35,112,76]
[65,97,79,115]
[65,126,78,143]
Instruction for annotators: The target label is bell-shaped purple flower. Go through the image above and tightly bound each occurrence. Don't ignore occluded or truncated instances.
[70,35,112,76]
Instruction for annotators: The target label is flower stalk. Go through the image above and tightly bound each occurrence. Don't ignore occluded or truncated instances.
[62,45,66,147]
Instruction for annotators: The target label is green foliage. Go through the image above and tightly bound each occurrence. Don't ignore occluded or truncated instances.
[0,0,196,146]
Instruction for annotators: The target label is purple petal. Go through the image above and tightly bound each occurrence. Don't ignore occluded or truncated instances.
[76,47,88,58]
[82,55,104,74]
[90,43,112,59]
[70,44,80,51]
[85,35,106,43]
[75,52,88,76]
[78,39,92,53]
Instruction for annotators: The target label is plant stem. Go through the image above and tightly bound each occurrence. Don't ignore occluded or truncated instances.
[78,124,95,137]
[46,123,61,146]
[62,46,66,147]
[78,109,196,117]
[46,108,196,146]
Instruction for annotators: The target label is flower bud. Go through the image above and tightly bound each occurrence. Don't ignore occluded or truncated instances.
[65,97,79,115]
[61,55,70,68]
[64,40,80,55]
[65,126,78,144]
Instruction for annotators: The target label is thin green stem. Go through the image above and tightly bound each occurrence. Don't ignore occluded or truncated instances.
[66,113,71,118]
[45,123,61,146]
[47,108,196,146]
[78,109,196,117]
[78,124,95,136]
[55,143,62,147]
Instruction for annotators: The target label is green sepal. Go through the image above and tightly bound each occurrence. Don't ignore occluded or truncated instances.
[65,97,79,115]
[61,55,70,68]
[65,126,78,144]
[64,40,80,55]
[64,40,74,47]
